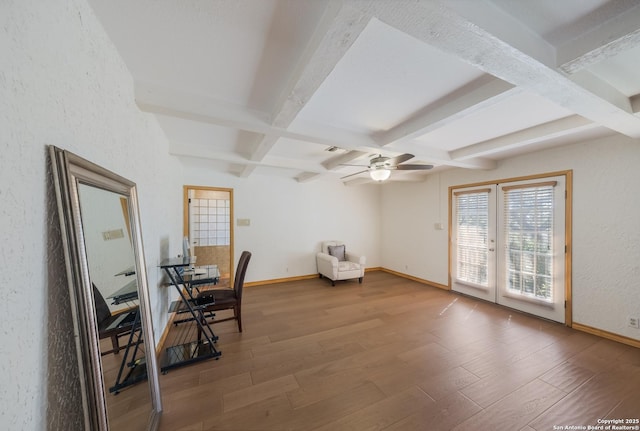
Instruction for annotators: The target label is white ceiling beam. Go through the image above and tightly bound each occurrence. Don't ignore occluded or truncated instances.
[169,144,327,174]
[248,134,280,162]
[555,4,640,116]
[450,115,597,160]
[136,80,271,128]
[375,76,516,146]
[135,83,376,151]
[322,150,368,170]
[568,70,632,113]
[631,94,640,113]
[271,1,372,128]
[287,118,379,149]
[386,141,496,170]
[238,165,256,178]
[242,2,372,169]
[443,0,556,67]
[295,172,322,183]
[557,4,640,74]
[350,0,640,138]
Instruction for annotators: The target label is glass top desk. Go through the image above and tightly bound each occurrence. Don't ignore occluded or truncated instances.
[158,257,222,373]
[182,264,220,287]
[107,278,138,305]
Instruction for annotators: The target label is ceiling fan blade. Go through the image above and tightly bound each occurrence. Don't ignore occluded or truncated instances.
[340,169,369,180]
[387,153,414,166]
[394,164,434,170]
[339,163,369,167]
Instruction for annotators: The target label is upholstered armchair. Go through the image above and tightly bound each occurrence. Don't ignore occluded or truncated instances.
[316,241,366,286]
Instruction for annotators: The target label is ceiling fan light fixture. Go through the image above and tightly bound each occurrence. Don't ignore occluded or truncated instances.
[370,168,391,181]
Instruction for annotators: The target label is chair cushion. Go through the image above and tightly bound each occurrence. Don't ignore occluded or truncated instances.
[338,261,360,271]
[327,244,346,261]
[196,288,235,304]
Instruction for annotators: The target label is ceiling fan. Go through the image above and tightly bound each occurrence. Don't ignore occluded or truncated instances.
[341,153,433,181]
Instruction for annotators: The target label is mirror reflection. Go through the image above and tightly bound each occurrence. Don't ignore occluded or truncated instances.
[77,183,153,430]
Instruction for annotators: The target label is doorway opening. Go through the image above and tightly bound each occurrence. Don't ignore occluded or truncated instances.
[183,186,234,284]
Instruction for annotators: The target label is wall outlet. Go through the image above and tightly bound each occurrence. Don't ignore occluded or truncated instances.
[628,316,640,329]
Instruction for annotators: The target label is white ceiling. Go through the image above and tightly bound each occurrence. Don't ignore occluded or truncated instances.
[88,0,640,184]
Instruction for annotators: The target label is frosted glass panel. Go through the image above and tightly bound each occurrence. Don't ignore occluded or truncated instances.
[190,196,230,246]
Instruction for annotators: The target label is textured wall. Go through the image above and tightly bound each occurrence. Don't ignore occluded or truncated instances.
[382,134,640,341]
[1,0,181,428]
[182,164,382,281]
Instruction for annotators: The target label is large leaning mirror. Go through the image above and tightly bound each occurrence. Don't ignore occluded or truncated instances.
[50,146,161,430]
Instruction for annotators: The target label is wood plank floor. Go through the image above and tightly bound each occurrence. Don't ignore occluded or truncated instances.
[155,271,640,431]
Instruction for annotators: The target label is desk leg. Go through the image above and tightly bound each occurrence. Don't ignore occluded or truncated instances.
[109,310,147,394]
[160,267,222,373]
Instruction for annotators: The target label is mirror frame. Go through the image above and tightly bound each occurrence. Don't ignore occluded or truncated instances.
[49,146,162,430]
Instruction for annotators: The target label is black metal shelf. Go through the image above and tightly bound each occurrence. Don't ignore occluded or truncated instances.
[160,341,221,373]
[159,257,222,373]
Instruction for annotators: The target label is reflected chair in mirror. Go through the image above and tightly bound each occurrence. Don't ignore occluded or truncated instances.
[93,284,141,355]
[195,251,252,333]
[316,241,366,286]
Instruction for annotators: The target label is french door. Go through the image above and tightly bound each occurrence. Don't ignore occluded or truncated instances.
[451,175,567,323]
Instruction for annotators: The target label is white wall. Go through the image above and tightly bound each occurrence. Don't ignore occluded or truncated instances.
[382,134,640,342]
[2,1,638,429]
[1,0,182,428]
[78,185,136,312]
[381,178,449,285]
[182,159,382,281]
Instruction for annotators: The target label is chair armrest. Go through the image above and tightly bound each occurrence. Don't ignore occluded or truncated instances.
[317,252,338,264]
[316,252,338,278]
[345,252,366,266]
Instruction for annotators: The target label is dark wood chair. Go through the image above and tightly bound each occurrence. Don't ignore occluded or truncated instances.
[93,284,140,355]
[195,251,251,332]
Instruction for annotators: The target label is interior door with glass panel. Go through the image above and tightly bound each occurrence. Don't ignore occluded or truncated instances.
[451,185,497,303]
[452,176,567,323]
[184,186,233,283]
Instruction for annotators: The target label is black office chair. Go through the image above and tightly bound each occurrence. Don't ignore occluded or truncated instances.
[93,284,140,355]
[195,251,252,332]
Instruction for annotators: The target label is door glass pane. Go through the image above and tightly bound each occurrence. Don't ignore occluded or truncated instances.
[188,189,232,280]
[503,185,554,301]
[455,192,489,286]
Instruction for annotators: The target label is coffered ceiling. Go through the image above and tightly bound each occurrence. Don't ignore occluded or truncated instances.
[88,0,640,184]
